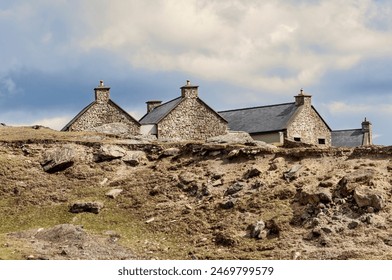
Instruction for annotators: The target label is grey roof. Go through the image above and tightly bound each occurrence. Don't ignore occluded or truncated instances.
[218,103,298,134]
[139,97,183,124]
[331,129,364,147]
[139,96,227,125]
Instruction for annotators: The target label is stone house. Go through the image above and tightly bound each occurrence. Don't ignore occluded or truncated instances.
[219,89,332,146]
[331,118,373,147]
[139,80,227,140]
[62,81,140,135]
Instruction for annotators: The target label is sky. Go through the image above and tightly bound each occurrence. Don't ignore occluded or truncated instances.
[1,0,392,145]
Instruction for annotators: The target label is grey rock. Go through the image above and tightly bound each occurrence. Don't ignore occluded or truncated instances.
[336,169,376,197]
[224,182,246,196]
[122,151,147,166]
[105,189,123,199]
[212,179,223,187]
[207,131,254,144]
[353,186,384,211]
[283,164,302,181]
[97,145,126,161]
[41,146,75,173]
[69,201,103,214]
[247,220,267,239]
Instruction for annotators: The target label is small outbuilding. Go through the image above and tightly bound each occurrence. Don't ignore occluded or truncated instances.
[331,118,373,147]
[139,80,227,140]
[61,81,140,135]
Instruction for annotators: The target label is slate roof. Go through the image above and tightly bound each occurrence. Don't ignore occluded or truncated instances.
[61,99,140,131]
[139,96,227,125]
[331,129,364,147]
[218,103,298,134]
[139,97,183,125]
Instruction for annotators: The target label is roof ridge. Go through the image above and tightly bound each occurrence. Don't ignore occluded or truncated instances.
[218,102,295,113]
[332,128,362,132]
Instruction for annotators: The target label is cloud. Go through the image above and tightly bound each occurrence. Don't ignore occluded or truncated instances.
[0,76,20,96]
[0,109,71,130]
[79,0,392,92]
[325,101,392,116]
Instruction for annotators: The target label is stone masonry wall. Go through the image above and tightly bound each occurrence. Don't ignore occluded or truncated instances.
[158,98,227,140]
[68,102,140,135]
[286,106,331,146]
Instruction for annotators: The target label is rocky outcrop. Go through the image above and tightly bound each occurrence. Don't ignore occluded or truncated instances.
[69,202,104,214]
[96,145,126,161]
[353,186,384,211]
[41,146,76,173]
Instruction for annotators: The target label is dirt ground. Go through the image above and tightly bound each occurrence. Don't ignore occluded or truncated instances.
[1,126,392,260]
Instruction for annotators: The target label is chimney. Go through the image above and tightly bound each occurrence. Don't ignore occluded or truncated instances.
[181,80,198,98]
[94,80,110,103]
[295,88,312,107]
[146,100,162,113]
[362,117,373,145]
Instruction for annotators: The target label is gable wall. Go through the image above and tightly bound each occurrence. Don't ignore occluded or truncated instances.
[286,106,331,146]
[68,102,140,135]
[158,98,227,140]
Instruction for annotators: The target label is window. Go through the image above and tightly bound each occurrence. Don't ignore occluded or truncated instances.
[318,138,326,145]
[294,137,301,142]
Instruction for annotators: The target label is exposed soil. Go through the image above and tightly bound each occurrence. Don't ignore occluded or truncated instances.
[1,126,392,260]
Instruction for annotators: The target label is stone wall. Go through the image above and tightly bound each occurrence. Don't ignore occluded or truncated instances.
[286,106,331,146]
[68,101,140,136]
[158,98,227,140]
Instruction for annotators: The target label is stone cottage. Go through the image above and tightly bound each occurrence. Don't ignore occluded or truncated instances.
[331,118,373,147]
[139,80,227,140]
[219,89,332,146]
[62,81,140,135]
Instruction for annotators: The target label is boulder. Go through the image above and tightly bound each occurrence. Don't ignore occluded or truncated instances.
[283,164,302,181]
[298,187,333,205]
[41,145,75,173]
[353,186,384,211]
[207,131,255,145]
[96,145,126,161]
[122,151,147,166]
[336,169,376,197]
[34,224,85,243]
[69,201,104,214]
[224,182,246,196]
[105,189,123,199]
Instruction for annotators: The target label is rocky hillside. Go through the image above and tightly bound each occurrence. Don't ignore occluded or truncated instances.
[1,126,392,260]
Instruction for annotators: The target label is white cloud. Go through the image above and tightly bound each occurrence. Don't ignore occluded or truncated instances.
[0,76,22,96]
[0,110,71,130]
[325,101,392,115]
[79,0,392,92]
